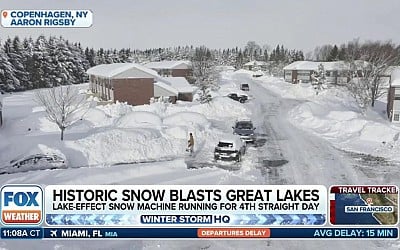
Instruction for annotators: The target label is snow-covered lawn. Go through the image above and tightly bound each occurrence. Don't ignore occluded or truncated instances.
[0,77,252,173]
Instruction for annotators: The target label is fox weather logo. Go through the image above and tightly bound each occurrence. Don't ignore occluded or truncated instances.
[0,185,43,225]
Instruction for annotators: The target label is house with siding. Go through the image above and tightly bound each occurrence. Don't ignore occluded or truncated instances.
[144,61,192,79]
[283,61,350,84]
[243,61,267,71]
[153,77,195,103]
[0,95,2,127]
[87,63,159,106]
[387,68,400,122]
[87,63,195,105]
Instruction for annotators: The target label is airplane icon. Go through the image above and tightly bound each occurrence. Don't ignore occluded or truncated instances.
[50,230,58,237]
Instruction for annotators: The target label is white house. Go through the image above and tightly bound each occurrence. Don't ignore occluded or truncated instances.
[243,61,267,71]
[283,61,350,84]
[387,68,400,122]
[144,60,192,79]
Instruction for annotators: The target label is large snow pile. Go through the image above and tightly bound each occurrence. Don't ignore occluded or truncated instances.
[234,69,254,75]
[256,75,316,99]
[189,96,249,119]
[163,111,209,128]
[65,128,181,165]
[97,101,134,117]
[116,111,162,128]
[289,94,400,151]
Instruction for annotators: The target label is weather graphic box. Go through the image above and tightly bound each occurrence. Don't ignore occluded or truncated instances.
[0,185,44,225]
[330,185,398,225]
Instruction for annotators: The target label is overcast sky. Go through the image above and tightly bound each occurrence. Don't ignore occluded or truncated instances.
[1,0,400,53]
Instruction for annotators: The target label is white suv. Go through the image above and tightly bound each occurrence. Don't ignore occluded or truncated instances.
[214,136,246,162]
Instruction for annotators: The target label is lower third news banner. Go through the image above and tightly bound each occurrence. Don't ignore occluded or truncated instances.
[44,185,327,227]
[0,184,399,239]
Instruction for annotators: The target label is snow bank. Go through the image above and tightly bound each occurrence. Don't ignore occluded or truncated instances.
[280,76,400,155]
[29,144,66,158]
[359,123,399,142]
[234,69,254,75]
[289,99,400,144]
[66,128,181,165]
[81,108,110,126]
[97,101,133,117]
[257,76,316,99]
[195,96,249,119]
[163,112,209,128]
[116,111,162,128]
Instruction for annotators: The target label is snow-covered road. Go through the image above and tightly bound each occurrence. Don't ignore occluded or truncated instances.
[240,74,362,186]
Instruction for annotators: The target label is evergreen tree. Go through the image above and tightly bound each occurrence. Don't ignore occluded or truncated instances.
[327,45,339,61]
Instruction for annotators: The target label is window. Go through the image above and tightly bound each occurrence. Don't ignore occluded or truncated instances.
[394,114,399,121]
[395,96,400,100]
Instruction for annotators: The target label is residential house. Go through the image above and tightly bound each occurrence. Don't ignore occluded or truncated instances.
[243,61,267,71]
[87,63,196,106]
[387,68,400,122]
[283,61,350,84]
[0,92,3,127]
[0,98,2,127]
[144,60,192,79]
[164,77,195,102]
[154,77,196,103]
[87,63,159,106]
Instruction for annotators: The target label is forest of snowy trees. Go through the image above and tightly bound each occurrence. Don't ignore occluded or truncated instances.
[2,34,398,96]
[0,36,305,93]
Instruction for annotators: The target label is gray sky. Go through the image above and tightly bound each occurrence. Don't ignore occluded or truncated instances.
[1,0,400,53]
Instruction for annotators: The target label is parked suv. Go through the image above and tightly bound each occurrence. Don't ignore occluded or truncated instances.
[240,83,249,91]
[233,119,256,143]
[227,93,248,103]
[214,136,246,162]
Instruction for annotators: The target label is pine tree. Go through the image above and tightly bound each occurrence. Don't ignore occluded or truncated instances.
[327,45,339,61]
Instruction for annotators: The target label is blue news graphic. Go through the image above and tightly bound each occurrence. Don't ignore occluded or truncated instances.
[335,194,379,225]
[1,185,43,225]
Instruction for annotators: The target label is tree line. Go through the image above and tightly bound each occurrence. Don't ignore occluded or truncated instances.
[0,36,307,93]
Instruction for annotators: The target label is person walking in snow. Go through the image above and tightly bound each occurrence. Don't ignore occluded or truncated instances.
[187,133,194,155]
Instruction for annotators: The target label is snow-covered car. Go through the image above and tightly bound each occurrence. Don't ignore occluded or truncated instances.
[1,154,67,174]
[214,136,246,162]
[232,119,256,143]
[240,83,249,91]
[227,93,248,103]
[252,70,264,77]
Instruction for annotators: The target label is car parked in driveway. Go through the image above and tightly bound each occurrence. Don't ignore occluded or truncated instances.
[214,136,246,162]
[227,93,248,103]
[233,119,256,143]
[240,83,249,91]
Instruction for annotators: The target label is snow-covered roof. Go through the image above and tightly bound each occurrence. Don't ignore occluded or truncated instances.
[163,77,195,93]
[87,63,160,79]
[391,68,400,86]
[154,81,179,96]
[283,61,349,71]
[218,135,244,149]
[144,60,191,70]
[244,60,267,66]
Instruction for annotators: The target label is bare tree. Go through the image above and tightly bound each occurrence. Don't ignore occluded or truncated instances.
[346,40,400,109]
[244,41,261,61]
[35,85,87,140]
